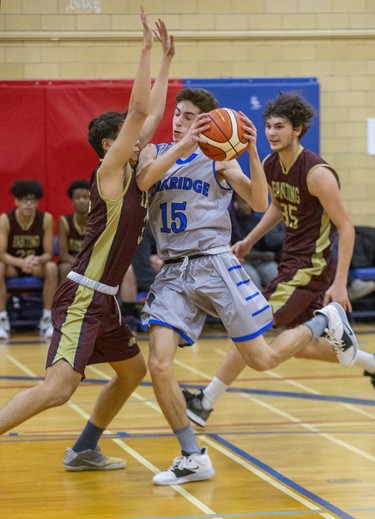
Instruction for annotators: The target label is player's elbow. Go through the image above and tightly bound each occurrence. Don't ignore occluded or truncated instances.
[129,103,150,122]
[251,199,269,213]
[136,172,151,193]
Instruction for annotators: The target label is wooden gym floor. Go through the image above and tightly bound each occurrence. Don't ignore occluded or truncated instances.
[0,323,374,519]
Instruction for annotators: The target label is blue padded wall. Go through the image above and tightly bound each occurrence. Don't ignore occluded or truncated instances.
[182,77,320,178]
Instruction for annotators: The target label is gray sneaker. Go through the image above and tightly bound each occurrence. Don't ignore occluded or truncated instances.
[63,447,126,471]
[182,388,213,427]
[314,302,358,367]
[152,447,215,485]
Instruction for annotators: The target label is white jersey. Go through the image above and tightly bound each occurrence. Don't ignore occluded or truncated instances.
[148,143,233,261]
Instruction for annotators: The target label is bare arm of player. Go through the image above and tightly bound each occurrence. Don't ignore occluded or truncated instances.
[138,18,175,150]
[231,195,283,261]
[136,113,211,191]
[98,6,153,200]
[37,212,54,265]
[58,216,76,265]
[217,114,268,213]
[239,112,269,212]
[308,166,354,311]
[0,214,20,268]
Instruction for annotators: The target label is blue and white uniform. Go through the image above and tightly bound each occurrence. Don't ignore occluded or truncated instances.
[141,144,273,345]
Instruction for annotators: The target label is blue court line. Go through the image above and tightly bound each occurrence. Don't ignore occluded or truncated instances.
[1,376,374,407]
[210,434,355,519]
[180,384,375,407]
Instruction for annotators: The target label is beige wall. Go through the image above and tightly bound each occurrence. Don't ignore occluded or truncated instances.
[1,0,375,225]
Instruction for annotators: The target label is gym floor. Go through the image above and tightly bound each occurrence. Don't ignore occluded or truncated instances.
[1,323,374,519]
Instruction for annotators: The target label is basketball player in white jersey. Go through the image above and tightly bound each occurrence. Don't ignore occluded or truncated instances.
[136,88,358,486]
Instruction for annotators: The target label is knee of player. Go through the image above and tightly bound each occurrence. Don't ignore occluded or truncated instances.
[43,383,73,408]
[240,350,273,372]
[147,355,174,379]
[250,358,273,372]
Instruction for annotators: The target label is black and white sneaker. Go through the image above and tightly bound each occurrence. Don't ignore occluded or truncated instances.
[314,302,358,367]
[364,354,375,389]
[183,388,213,427]
[152,447,215,485]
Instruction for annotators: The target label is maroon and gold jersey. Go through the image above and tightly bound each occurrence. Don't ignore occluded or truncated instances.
[264,146,338,271]
[71,165,147,287]
[262,146,339,327]
[60,213,85,256]
[6,209,44,258]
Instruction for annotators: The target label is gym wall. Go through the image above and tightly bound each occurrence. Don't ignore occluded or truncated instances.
[1,0,374,224]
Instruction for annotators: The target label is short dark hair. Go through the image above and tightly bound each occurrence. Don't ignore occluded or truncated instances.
[67,179,90,199]
[87,111,126,158]
[262,91,314,138]
[176,88,219,114]
[11,180,44,199]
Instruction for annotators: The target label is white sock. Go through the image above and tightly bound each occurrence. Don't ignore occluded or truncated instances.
[42,309,51,319]
[202,377,229,409]
[0,311,8,319]
[353,350,375,373]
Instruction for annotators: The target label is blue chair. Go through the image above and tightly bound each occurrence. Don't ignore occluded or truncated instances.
[6,276,44,330]
[5,236,58,330]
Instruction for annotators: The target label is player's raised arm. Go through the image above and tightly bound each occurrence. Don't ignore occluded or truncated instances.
[138,17,175,150]
[136,113,210,192]
[98,6,154,199]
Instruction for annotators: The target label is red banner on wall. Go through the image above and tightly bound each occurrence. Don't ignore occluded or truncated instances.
[1,79,183,221]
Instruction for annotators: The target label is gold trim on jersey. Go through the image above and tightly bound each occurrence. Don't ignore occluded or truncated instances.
[51,284,94,368]
[269,212,332,313]
[73,213,86,235]
[15,209,36,231]
[279,145,304,175]
[82,168,132,281]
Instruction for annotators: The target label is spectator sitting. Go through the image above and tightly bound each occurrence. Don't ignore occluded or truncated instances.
[229,192,284,289]
[0,180,58,339]
[58,179,90,282]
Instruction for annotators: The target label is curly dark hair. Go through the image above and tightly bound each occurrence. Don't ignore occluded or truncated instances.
[67,179,90,199]
[262,91,314,138]
[11,180,44,199]
[87,111,126,158]
[176,88,219,113]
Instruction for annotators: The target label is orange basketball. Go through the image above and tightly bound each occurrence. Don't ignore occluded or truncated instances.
[198,108,248,161]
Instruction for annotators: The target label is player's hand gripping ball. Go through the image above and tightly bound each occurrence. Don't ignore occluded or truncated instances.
[198,108,248,161]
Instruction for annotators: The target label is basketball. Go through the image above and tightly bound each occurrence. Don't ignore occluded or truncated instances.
[198,108,247,161]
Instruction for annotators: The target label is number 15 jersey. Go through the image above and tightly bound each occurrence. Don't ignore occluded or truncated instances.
[147,144,233,262]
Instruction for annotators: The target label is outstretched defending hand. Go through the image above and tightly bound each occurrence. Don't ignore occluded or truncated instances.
[155,17,175,59]
[140,5,154,50]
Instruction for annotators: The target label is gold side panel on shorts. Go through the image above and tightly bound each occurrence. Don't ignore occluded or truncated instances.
[51,284,95,367]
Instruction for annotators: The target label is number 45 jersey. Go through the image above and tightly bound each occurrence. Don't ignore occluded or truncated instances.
[147,143,233,262]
